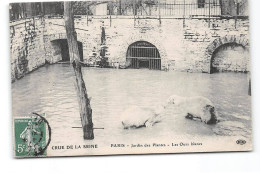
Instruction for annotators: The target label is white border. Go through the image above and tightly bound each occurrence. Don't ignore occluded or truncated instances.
[1,0,260,174]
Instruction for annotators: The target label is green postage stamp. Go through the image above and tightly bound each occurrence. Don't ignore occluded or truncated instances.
[14,114,49,157]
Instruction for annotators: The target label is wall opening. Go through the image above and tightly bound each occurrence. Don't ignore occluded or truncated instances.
[126,41,161,70]
[210,42,249,74]
[51,39,83,62]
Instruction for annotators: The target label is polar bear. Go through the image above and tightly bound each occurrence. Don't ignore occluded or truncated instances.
[120,106,163,129]
[167,95,218,124]
[120,95,218,129]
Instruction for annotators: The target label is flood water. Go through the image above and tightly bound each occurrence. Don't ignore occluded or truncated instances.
[12,64,252,148]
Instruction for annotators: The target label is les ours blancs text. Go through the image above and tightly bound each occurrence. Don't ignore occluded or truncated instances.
[111,142,203,148]
[51,142,203,151]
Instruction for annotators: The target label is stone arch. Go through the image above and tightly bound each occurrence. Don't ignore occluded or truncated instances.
[205,35,250,73]
[120,34,168,70]
[49,34,84,62]
[126,41,161,70]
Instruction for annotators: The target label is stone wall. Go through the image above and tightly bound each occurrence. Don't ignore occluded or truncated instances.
[181,17,250,73]
[10,15,250,82]
[10,17,46,82]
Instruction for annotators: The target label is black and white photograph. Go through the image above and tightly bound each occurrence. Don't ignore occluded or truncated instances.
[9,0,252,158]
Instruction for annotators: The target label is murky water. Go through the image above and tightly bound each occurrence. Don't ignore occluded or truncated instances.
[12,64,252,147]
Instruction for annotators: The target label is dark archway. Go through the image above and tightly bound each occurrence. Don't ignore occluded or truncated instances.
[126,41,161,70]
[210,42,249,74]
[51,39,83,62]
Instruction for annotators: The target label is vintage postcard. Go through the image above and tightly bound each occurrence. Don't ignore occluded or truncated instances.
[10,0,252,158]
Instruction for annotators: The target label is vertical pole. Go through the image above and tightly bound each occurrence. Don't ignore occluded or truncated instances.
[183,0,186,28]
[208,0,211,28]
[110,14,112,27]
[40,2,44,16]
[133,0,135,16]
[141,2,143,16]
[118,0,122,15]
[158,1,161,25]
[109,2,111,27]
[134,0,136,26]
[33,17,35,30]
[248,77,251,96]
[153,48,155,59]
[235,2,239,29]
[64,2,94,140]
[87,5,89,26]
[149,3,151,16]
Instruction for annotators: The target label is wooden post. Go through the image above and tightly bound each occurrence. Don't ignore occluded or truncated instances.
[64,2,94,140]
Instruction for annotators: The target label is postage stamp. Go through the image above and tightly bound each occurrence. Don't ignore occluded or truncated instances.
[14,113,50,157]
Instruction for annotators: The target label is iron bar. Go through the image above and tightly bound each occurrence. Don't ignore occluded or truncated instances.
[127,41,161,70]
[208,0,211,28]
[10,1,227,22]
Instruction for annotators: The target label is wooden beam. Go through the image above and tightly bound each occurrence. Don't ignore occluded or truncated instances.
[64,1,94,140]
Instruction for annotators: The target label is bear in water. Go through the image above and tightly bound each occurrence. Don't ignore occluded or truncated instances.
[120,106,163,129]
[120,95,218,129]
[167,95,218,124]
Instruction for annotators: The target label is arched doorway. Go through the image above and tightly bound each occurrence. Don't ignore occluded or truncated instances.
[210,42,249,74]
[51,39,83,62]
[126,41,161,70]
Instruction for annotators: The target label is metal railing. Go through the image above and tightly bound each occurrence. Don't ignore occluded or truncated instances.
[10,0,249,22]
[119,1,221,17]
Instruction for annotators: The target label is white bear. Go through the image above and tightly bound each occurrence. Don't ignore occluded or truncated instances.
[120,95,218,129]
[167,95,218,124]
[120,106,163,129]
